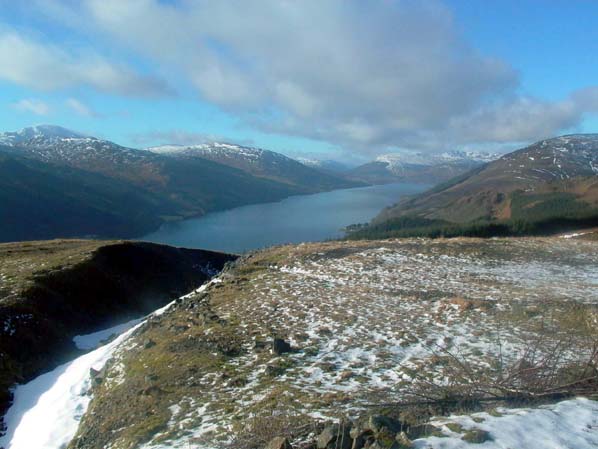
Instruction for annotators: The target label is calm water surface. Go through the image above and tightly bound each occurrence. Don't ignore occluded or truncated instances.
[140,183,427,253]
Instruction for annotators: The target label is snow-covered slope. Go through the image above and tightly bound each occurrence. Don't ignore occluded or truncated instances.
[375,150,498,172]
[0,125,154,171]
[0,125,85,146]
[350,150,499,185]
[147,142,362,191]
[295,157,354,173]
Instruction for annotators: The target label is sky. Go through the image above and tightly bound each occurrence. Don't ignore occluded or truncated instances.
[0,0,597,162]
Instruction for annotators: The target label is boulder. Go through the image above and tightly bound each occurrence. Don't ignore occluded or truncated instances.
[368,416,402,436]
[317,423,352,449]
[272,338,292,355]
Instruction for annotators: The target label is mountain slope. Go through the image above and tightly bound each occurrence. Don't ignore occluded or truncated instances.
[0,126,344,242]
[349,150,499,185]
[147,142,363,191]
[352,135,598,238]
[0,149,176,242]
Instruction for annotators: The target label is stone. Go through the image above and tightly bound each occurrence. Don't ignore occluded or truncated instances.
[317,423,352,449]
[404,423,442,439]
[368,415,402,436]
[394,432,412,448]
[461,429,492,444]
[272,338,292,355]
[265,436,293,449]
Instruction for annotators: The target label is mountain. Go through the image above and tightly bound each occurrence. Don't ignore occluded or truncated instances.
[348,150,499,185]
[147,142,362,191]
[295,157,356,173]
[0,149,174,242]
[351,134,598,238]
[0,124,85,145]
[0,126,356,242]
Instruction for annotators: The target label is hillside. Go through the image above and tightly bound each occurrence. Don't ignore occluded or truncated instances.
[351,135,598,238]
[147,142,362,192]
[1,235,593,448]
[348,150,498,185]
[0,126,353,242]
[0,239,235,435]
[0,149,173,242]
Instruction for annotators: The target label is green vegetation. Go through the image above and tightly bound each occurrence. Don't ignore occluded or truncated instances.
[347,191,598,240]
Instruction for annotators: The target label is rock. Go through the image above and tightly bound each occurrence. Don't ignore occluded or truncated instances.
[317,423,352,449]
[368,415,402,436]
[143,338,156,349]
[404,423,442,439]
[461,429,492,444]
[394,432,412,448]
[351,433,367,449]
[272,338,292,355]
[265,436,293,449]
[89,366,106,386]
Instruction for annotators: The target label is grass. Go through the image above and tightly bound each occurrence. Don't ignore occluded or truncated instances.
[67,237,598,449]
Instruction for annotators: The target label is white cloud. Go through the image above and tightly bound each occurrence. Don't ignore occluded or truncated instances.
[12,98,50,115]
[26,0,598,152]
[65,98,98,117]
[0,30,171,97]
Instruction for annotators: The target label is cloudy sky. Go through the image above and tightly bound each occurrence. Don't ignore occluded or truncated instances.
[0,0,597,160]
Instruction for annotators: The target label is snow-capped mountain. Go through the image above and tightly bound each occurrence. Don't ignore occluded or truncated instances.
[375,150,498,172]
[147,142,362,191]
[0,125,156,183]
[295,157,354,173]
[0,124,86,146]
[372,134,598,227]
[349,149,499,185]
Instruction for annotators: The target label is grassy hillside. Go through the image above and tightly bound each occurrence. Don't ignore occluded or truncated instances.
[348,135,598,239]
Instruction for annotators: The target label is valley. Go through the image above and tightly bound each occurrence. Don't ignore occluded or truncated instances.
[0,126,361,243]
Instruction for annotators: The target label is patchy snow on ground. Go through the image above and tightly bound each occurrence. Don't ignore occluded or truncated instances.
[128,238,598,448]
[414,398,598,449]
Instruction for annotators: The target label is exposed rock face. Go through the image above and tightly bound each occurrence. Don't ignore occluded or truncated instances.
[0,239,236,435]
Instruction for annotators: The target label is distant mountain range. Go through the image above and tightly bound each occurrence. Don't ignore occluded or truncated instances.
[295,157,356,173]
[350,134,598,238]
[0,125,360,242]
[146,142,361,192]
[347,150,499,185]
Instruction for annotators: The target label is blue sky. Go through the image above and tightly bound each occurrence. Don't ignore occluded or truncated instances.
[0,0,597,161]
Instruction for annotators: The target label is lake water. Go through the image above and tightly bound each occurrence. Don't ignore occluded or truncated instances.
[140,183,427,253]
